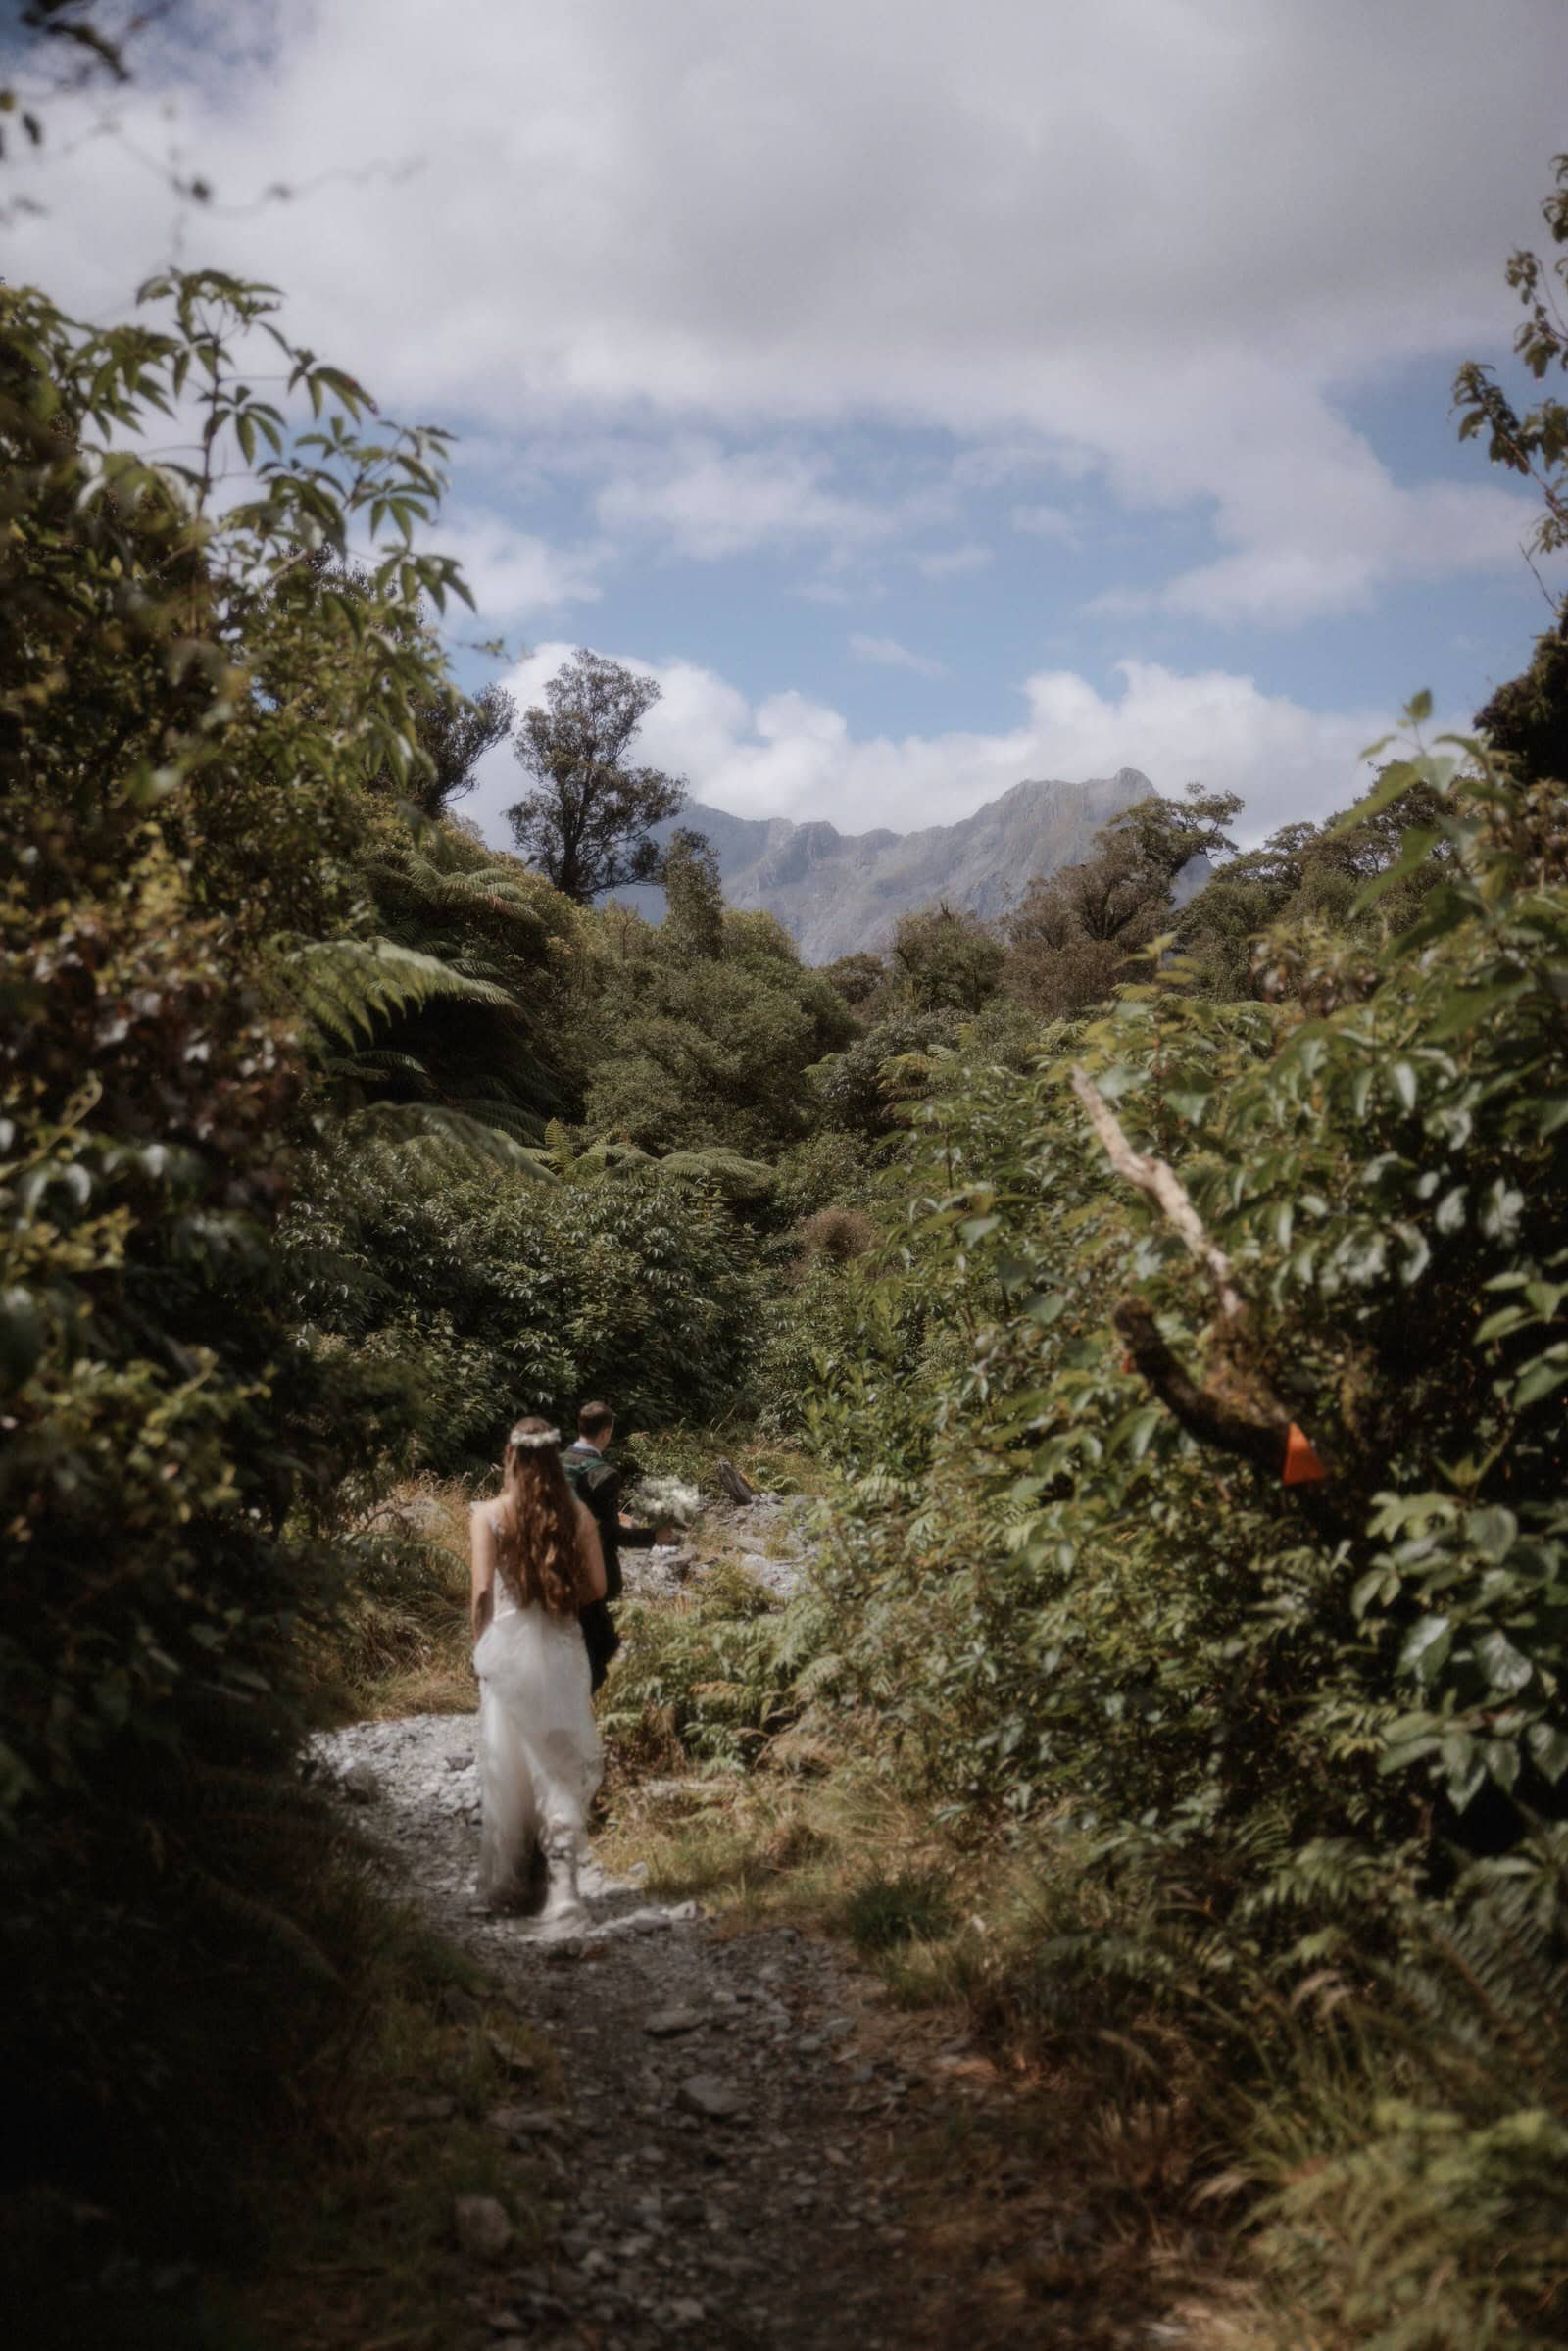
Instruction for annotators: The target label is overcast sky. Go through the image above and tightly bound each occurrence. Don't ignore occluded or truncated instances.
[11,0,1567,841]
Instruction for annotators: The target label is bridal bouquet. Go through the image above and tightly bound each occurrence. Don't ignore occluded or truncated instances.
[631,1475,703,1532]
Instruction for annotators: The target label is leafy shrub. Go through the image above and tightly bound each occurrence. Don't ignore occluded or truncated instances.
[809,1009,960,1134]
[771,1128,881,1222]
[603,1562,828,1772]
[786,722,1568,2339]
[0,264,482,2238]
[293,1153,761,1471]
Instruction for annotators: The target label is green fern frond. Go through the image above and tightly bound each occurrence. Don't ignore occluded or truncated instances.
[656,1149,778,1201]
[343,1101,558,1177]
[445,1097,548,1143]
[390,849,554,932]
[289,936,514,1047]
[1381,1867,1568,2115]
[577,1137,655,1171]
[322,1047,435,1091]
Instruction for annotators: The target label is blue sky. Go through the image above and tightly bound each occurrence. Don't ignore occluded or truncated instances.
[12,0,1568,844]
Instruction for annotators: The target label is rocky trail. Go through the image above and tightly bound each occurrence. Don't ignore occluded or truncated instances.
[310,1500,951,2351]
[316,1707,939,2349]
[312,1499,1215,2351]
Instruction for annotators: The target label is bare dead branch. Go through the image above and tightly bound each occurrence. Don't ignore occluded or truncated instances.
[1071,1065,1348,1532]
[1069,1065,1250,1327]
[1112,1299,1286,1469]
[1114,1298,1347,1537]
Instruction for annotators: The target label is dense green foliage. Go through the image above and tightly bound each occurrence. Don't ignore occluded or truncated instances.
[805,734,1568,1832]
[291,1154,759,1471]
[707,716,1568,2345]
[0,265,478,2215]
[0,233,880,2257]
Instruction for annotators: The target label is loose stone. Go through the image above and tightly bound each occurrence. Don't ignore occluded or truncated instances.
[453,2194,513,2261]
[677,2075,746,2122]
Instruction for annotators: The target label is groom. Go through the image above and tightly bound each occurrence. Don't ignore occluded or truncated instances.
[562,1401,673,1690]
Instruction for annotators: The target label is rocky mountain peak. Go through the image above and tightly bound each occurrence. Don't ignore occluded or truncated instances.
[623,769,1153,962]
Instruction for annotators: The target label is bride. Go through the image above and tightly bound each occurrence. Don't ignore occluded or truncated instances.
[469,1416,607,1921]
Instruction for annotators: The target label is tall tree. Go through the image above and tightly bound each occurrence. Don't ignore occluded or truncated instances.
[889,902,1006,1013]
[506,649,685,902]
[1004,787,1240,1014]
[662,825,725,957]
[410,680,514,819]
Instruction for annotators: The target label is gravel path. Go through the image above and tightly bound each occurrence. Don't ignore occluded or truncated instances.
[312,1710,934,2350]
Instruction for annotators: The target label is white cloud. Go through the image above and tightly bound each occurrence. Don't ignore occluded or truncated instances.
[1102,451,1536,624]
[467,641,1399,851]
[435,512,602,620]
[9,0,1558,621]
[913,544,993,580]
[850,632,946,676]
[594,442,895,561]
[1010,502,1079,544]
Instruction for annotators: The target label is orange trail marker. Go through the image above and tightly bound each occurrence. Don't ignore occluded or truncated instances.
[1282,1422,1327,1485]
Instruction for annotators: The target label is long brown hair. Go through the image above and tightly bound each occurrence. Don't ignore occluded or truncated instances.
[493,1417,582,1618]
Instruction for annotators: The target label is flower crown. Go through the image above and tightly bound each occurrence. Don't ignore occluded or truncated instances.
[508,1423,561,1450]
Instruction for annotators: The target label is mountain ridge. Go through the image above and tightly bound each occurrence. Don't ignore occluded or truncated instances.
[621,767,1154,962]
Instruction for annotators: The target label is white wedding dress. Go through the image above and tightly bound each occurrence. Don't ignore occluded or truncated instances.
[472,1533,604,1914]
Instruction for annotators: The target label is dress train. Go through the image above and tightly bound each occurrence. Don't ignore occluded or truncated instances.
[472,1589,603,1913]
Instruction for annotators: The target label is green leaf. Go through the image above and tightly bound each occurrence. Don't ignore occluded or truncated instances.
[1352,1566,1398,1617]
[1398,1615,1451,1687]
[1424,981,1529,1042]
[1513,1354,1568,1409]
[1355,827,1441,909]
[1329,759,1421,836]
[1465,1506,1518,1562]
[1474,1630,1533,1696]
[1525,1722,1568,1783]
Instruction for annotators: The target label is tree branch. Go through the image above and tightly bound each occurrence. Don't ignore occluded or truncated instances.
[1072,1065,1348,1533]
[1070,1064,1250,1328]
[1112,1298,1285,1471]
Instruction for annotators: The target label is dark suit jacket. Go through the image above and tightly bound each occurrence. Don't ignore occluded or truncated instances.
[562,1442,661,1593]
[563,1442,657,1689]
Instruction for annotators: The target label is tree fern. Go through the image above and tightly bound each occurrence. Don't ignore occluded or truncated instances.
[288,936,514,1049]
[322,1046,435,1093]
[445,1096,548,1145]
[383,847,557,937]
[343,1102,558,1177]
[656,1148,778,1201]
